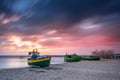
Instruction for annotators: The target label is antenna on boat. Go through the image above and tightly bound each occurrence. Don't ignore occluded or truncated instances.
[66,50,68,56]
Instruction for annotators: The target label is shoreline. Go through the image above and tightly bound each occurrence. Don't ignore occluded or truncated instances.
[0,60,120,80]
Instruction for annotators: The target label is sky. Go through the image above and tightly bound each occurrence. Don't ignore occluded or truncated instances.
[0,0,120,55]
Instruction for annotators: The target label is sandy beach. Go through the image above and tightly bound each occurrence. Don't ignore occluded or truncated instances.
[0,60,120,80]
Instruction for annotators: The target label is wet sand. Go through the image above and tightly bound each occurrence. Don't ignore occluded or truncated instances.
[0,60,120,80]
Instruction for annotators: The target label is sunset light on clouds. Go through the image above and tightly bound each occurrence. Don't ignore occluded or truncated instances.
[0,0,120,55]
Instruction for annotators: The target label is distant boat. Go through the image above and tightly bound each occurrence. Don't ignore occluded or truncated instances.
[82,56,100,60]
[64,55,82,62]
[27,49,51,67]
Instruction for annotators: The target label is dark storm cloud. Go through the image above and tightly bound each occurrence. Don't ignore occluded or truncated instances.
[0,0,120,37]
[1,0,120,19]
[20,0,110,25]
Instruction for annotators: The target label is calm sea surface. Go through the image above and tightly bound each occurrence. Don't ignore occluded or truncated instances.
[0,57,64,69]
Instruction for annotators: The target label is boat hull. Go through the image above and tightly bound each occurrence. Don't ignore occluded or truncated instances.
[82,56,100,60]
[28,57,51,67]
[64,56,82,62]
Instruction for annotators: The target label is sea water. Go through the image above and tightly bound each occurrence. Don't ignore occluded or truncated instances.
[0,57,64,69]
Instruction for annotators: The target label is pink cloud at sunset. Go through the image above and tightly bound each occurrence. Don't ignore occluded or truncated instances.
[0,31,119,55]
[0,0,120,55]
[1,15,21,24]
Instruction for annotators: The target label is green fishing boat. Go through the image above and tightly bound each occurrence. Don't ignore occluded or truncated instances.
[28,56,51,67]
[64,55,82,62]
[27,49,51,67]
[82,56,100,60]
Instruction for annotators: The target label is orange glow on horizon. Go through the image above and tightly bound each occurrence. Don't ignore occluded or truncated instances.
[6,35,42,51]
[1,33,119,55]
[4,34,64,53]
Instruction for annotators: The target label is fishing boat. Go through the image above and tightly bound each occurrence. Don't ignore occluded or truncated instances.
[82,56,100,60]
[64,55,82,62]
[27,49,51,67]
